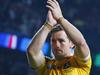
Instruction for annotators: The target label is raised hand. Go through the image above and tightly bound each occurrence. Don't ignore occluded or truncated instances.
[46,0,63,20]
[46,10,57,26]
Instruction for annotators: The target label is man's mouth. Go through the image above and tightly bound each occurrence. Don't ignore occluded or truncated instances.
[55,49,63,53]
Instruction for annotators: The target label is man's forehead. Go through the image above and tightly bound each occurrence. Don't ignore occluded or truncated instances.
[51,31,68,39]
[52,30,66,36]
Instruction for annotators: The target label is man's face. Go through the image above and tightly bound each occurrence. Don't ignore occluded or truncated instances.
[51,30,72,59]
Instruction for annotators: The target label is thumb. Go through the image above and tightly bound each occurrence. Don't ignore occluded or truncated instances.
[48,10,52,18]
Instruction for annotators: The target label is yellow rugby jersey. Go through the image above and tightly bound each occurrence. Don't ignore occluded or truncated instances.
[32,56,92,75]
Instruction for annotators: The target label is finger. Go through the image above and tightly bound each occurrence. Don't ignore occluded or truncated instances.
[47,0,56,8]
[52,0,59,6]
[46,5,54,11]
[47,1,54,9]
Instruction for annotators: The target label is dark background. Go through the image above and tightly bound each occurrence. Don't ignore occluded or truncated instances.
[0,0,100,75]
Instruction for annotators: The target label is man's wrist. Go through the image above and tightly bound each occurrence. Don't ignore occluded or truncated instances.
[57,17,64,24]
[44,22,53,30]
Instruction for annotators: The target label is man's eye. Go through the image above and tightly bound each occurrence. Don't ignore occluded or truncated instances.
[59,39,65,42]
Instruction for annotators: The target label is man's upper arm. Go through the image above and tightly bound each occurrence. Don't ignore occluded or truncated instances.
[26,50,45,69]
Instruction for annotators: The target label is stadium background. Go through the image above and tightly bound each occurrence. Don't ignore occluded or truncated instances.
[0,0,100,75]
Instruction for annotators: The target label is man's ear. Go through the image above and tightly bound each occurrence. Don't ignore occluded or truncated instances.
[69,40,75,49]
[69,41,75,55]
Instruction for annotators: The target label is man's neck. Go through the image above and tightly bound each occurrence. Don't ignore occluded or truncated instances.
[55,56,72,62]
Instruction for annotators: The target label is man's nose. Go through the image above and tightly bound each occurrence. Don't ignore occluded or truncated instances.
[56,41,60,48]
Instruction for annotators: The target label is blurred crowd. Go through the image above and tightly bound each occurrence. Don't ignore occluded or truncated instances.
[0,47,35,75]
[0,0,100,75]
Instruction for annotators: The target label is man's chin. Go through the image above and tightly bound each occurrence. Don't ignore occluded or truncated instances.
[55,54,65,59]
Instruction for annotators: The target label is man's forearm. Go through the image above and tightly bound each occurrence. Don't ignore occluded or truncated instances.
[58,17,86,46]
[58,17,91,60]
[27,24,52,55]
